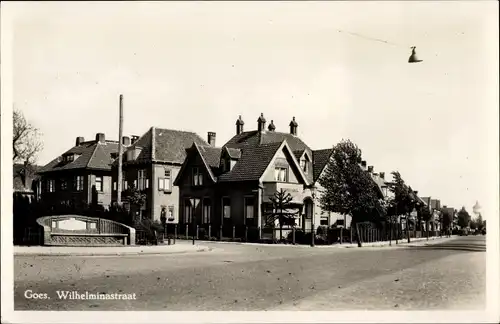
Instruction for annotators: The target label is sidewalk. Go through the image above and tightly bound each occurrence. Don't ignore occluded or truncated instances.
[316,235,458,249]
[14,241,212,256]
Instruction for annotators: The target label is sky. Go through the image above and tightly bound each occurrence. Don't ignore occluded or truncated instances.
[7,1,499,219]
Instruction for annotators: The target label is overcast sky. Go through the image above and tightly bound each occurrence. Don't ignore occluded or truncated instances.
[9,1,499,219]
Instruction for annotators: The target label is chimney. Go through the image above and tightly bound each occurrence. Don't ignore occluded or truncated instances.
[236,115,244,135]
[75,137,85,146]
[208,132,216,146]
[122,136,131,146]
[131,135,139,144]
[268,120,276,131]
[95,133,105,143]
[379,172,385,179]
[289,117,298,136]
[361,161,367,170]
[257,113,266,132]
[414,190,418,195]
[367,166,374,173]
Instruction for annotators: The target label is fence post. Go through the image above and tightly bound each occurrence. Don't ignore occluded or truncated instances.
[292,227,296,245]
[208,224,211,239]
[174,224,177,243]
[232,226,236,241]
[311,223,315,247]
[186,224,189,239]
[244,225,248,242]
[219,225,223,241]
[196,225,199,239]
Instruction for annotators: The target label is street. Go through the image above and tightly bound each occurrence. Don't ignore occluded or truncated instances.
[14,235,486,311]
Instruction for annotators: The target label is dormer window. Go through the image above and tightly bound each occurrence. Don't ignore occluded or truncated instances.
[63,154,75,163]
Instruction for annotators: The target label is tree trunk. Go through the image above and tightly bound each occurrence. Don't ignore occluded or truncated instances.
[355,222,362,247]
[389,220,392,246]
[340,227,343,244]
[426,221,429,240]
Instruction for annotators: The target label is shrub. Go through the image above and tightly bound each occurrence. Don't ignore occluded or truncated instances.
[198,228,208,240]
[316,225,329,236]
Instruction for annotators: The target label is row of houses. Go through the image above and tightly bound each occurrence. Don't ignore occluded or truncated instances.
[17,114,455,238]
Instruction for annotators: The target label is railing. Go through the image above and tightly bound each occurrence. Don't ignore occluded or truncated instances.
[36,215,135,246]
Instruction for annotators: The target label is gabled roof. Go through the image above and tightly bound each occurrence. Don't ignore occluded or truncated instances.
[173,144,221,185]
[224,147,242,159]
[312,149,333,182]
[38,140,119,173]
[218,142,283,182]
[113,127,209,166]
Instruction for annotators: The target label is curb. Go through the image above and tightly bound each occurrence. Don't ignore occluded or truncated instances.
[14,246,212,257]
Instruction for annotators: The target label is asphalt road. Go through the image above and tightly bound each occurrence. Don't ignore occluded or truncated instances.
[13,235,486,311]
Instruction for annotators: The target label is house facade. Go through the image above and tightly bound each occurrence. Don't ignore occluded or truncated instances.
[38,133,119,209]
[111,127,209,222]
[174,114,336,239]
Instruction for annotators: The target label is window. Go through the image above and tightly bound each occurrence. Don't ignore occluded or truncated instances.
[222,197,231,219]
[113,181,117,191]
[245,197,254,219]
[122,180,128,190]
[168,206,175,222]
[138,170,148,190]
[320,217,329,226]
[192,167,203,186]
[75,176,84,191]
[202,198,211,224]
[60,179,67,191]
[95,176,103,192]
[184,199,192,223]
[48,180,55,192]
[158,169,172,192]
[274,167,288,182]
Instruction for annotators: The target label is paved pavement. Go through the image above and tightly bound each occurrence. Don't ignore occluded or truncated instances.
[13,235,485,311]
[14,240,211,256]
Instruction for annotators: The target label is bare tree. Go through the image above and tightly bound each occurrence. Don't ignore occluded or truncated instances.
[13,107,43,165]
[13,107,43,188]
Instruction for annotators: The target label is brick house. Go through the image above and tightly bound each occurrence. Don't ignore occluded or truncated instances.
[174,114,337,240]
[37,133,119,209]
[111,127,209,222]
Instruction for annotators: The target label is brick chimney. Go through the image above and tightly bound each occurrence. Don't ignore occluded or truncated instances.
[379,172,385,179]
[75,137,85,146]
[289,117,298,136]
[208,132,216,146]
[268,120,276,131]
[368,166,374,173]
[257,113,266,133]
[122,136,131,146]
[236,115,244,135]
[95,133,105,143]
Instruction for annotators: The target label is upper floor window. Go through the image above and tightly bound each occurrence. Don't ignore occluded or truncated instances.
[60,179,67,191]
[95,176,103,192]
[137,169,148,190]
[158,169,171,192]
[75,176,84,191]
[192,167,203,186]
[63,154,74,163]
[274,167,288,182]
[47,180,55,192]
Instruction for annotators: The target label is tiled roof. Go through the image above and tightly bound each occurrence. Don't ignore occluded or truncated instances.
[312,149,333,181]
[114,127,209,166]
[154,128,209,163]
[224,130,311,153]
[198,145,222,170]
[38,140,119,173]
[218,142,283,182]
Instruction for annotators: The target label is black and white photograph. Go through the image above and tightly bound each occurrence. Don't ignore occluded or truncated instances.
[1,1,499,323]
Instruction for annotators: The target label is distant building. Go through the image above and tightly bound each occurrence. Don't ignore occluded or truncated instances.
[111,127,209,222]
[38,133,119,209]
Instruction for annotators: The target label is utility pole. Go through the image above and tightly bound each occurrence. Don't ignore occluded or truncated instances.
[117,94,124,205]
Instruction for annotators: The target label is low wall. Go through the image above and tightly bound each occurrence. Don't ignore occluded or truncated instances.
[37,215,136,246]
